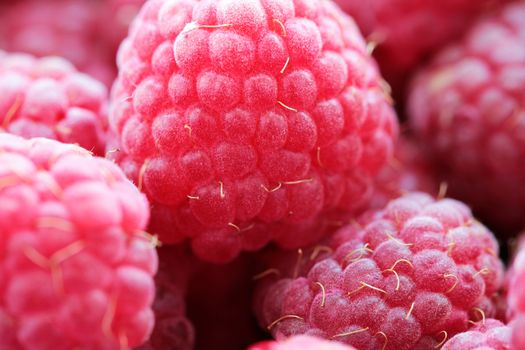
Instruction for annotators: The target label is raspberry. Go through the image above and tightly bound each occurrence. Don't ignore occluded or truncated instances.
[333,0,505,95]
[408,2,525,233]
[254,193,504,349]
[0,51,109,156]
[368,135,438,211]
[0,0,115,86]
[138,246,195,350]
[249,335,356,350]
[441,319,511,350]
[0,134,156,349]
[110,0,398,263]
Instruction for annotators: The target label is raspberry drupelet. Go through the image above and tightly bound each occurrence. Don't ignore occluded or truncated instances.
[441,319,511,350]
[0,134,157,349]
[254,193,505,350]
[249,335,356,350]
[110,0,398,263]
[0,51,109,156]
[408,2,525,233]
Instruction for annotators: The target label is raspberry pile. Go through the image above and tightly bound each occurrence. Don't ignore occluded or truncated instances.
[408,2,525,233]
[0,134,156,349]
[110,0,398,263]
[254,193,504,349]
[1,0,525,349]
[0,51,109,156]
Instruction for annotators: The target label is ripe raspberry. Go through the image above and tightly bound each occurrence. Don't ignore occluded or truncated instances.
[0,134,156,349]
[254,192,504,349]
[333,0,505,95]
[368,135,438,211]
[249,335,356,350]
[441,319,510,350]
[408,2,525,233]
[138,246,195,350]
[0,51,109,156]
[0,0,115,86]
[110,0,398,263]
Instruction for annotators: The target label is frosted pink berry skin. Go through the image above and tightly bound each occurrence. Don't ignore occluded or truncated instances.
[110,0,398,263]
[249,335,356,350]
[0,51,109,156]
[408,2,525,233]
[254,193,504,350]
[441,319,511,350]
[0,134,156,349]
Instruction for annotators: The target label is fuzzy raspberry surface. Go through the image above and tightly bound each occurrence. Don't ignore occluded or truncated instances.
[441,319,511,350]
[138,246,195,350]
[0,0,116,86]
[368,135,437,211]
[0,134,157,349]
[408,2,525,233]
[110,0,398,263]
[249,335,356,350]
[0,51,109,156]
[254,192,505,350]
[333,0,506,96]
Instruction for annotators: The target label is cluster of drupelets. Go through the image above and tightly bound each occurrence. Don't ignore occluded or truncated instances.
[0,0,525,349]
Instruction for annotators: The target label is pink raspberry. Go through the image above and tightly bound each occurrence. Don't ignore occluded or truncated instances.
[0,134,156,349]
[254,192,504,349]
[110,0,398,263]
[408,2,525,233]
[0,0,116,86]
[333,0,506,95]
[0,51,109,156]
[368,135,438,211]
[441,319,511,350]
[138,246,195,350]
[249,335,356,350]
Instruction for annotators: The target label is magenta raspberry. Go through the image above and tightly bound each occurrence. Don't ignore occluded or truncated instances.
[0,134,156,349]
[110,0,398,263]
[441,319,511,350]
[408,2,525,232]
[254,193,504,350]
[0,51,109,156]
[508,235,525,349]
[249,335,356,350]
